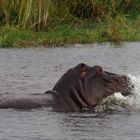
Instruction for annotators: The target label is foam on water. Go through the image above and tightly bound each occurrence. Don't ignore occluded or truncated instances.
[127,74,140,108]
[115,74,140,108]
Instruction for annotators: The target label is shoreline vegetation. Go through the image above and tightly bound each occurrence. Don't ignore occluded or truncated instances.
[0,0,140,47]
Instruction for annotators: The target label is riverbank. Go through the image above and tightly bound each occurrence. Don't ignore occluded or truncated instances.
[0,0,139,47]
[0,17,139,47]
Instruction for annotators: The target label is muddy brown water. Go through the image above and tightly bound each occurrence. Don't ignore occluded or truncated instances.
[0,43,140,140]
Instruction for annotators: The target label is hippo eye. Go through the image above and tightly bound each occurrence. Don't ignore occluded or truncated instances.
[95,66,103,75]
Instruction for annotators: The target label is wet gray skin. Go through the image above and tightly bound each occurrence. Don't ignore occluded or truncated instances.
[0,63,133,111]
[52,63,133,111]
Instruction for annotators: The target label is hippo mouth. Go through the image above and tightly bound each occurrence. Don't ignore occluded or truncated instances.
[103,71,134,97]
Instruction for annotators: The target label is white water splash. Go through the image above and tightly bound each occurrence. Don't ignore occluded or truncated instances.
[94,74,140,112]
[127,74,140,108]
[115,74,140,108]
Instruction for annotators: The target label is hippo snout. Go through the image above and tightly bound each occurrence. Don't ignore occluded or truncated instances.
[103,72,134,97]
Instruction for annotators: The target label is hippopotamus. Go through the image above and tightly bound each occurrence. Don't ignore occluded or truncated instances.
[0,63,133,112]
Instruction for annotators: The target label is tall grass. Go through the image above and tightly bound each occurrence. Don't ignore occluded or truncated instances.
[0,0,139,30]
[0,0,51,30]
[54,0,140,21]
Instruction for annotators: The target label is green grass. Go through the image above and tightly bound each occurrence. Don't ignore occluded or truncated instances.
[0,17,139,47]
[0,0,139,29]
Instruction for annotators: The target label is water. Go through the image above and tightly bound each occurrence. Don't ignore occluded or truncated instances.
[0,42,140,140]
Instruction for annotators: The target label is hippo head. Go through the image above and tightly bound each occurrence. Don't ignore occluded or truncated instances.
[53,63,133,111]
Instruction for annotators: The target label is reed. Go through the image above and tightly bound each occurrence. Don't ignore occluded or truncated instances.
[54,0,139,21]
[0,0,139,29]
[0,0,51,30]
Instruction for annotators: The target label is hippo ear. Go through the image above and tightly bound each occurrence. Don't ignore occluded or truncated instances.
[95,66,103,75]
[80,63,87,79]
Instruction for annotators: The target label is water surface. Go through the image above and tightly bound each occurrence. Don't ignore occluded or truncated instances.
[0,42,140,140]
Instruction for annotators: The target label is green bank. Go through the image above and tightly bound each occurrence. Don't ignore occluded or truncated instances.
[0,0,140,47]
